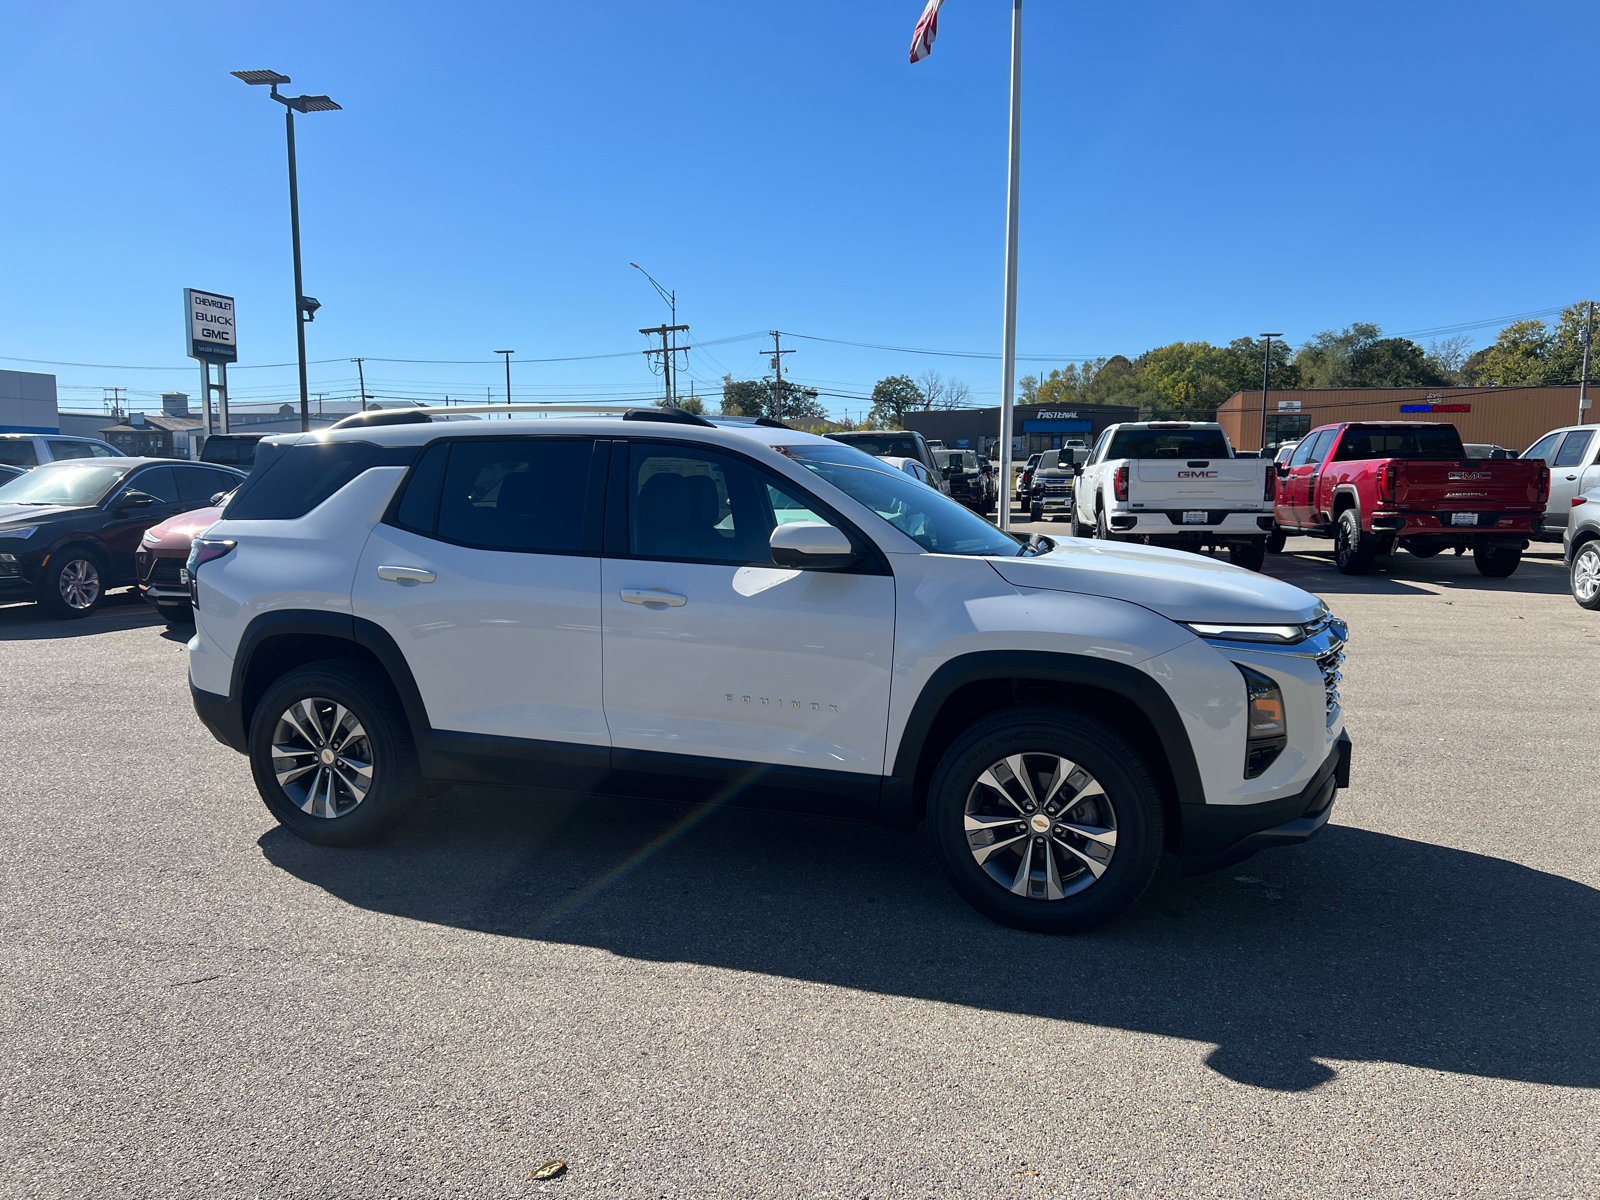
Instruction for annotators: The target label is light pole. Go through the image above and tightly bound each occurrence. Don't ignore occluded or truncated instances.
[630,263,679,405]
[495,350,515,416]
[1258,333,1281,454]
[232,70,341,433]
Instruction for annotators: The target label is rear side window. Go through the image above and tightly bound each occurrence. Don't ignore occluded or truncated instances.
[830,435,921,459]
[1105,427,1231,459]
[177,466,240,501]
[1553,431,1594,468]
[1332,425,1465,462]
[0,440,38,468]
[225,440,415,521]
[202,438,259,466]
[391,438,597,554]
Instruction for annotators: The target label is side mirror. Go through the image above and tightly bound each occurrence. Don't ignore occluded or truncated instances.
[209,491,229,506]
[119,490,156,509]
[770,521,857,569]
[1276,462,1290,479]
[941,465,955,480]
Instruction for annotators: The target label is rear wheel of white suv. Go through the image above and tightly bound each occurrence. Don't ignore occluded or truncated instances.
[248,661,425,846]
[926,707,1164,934]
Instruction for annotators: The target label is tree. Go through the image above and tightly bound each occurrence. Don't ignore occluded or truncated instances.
[1293,324,1444,388]
[1017,374,1040,404]
[1425,335,1472,382]
[1462,319,1554,385]
[656,392,705,415]
[720,375,824,422]
[867,374,923,428]
[721,376,766,417]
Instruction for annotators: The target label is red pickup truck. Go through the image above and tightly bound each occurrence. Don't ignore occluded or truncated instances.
[1270,422,1549,577]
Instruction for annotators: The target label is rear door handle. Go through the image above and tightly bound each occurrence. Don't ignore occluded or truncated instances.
[621,588,687,607]
[377,564,437,584]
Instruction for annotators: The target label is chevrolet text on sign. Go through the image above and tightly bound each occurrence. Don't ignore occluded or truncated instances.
[185,288,237,362]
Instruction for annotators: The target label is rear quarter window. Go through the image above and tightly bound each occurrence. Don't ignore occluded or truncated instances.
[225,440,416,521]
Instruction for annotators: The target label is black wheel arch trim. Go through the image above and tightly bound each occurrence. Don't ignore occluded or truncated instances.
[880,649,1207,831]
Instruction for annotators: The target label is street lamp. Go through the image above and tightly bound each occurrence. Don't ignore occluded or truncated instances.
[495,350,515,415]
[232,69,342,433]
[1258,333,1282,454]
[630,262,680,406]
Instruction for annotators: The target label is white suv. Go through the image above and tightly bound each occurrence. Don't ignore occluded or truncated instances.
[186,407,1350,933]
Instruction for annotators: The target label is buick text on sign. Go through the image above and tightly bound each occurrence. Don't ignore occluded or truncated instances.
[185,288,237,363]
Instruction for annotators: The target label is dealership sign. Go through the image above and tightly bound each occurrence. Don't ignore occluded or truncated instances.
[1277,400,1302,412]
[184,288,237,363]
[1400,403,1471,413]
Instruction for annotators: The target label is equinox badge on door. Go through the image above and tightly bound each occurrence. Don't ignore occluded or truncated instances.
[727,694,838,713]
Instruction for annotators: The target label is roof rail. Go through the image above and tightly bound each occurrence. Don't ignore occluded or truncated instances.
[327,402,717,432]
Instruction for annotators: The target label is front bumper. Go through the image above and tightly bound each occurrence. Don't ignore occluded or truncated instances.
[192,681,248,753]
[1178,731,1351,874]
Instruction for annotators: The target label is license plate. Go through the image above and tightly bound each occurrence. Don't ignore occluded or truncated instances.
[180,568,190,585]
[1450,512,1478,526]
[1182,510,1208,524]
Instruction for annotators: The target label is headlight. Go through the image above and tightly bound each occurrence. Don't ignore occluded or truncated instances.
[1188,623,1305,644]
[1238,664,1287,778]
[1,525,38,541]
[140,529,162,548]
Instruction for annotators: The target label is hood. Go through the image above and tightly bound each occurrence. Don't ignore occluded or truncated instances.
[991,539,1324,624]
[0,503,80,529]
[145,506,221,549]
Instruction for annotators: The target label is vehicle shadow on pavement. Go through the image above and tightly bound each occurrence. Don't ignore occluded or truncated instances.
[1265,547,1571,597]
[260,786,1600,1094]
[0,591,165,640]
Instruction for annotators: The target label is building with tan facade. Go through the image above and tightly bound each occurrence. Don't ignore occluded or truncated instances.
[1217,386,1591,454]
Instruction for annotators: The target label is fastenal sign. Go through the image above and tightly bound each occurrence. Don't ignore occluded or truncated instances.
[184,288,237,362]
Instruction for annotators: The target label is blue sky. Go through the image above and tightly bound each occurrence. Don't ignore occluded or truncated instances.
[3,1,1597,418]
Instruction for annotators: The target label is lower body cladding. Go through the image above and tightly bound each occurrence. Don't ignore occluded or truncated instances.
[190,691,1350,879]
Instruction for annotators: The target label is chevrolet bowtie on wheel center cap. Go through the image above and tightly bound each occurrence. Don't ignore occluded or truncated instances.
[964,752,1118,900]
[270,697,374,819]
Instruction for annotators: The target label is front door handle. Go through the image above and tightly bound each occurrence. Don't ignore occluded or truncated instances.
[1567,474,1578,480]
[621,587,687,607]
[377,564,437,584]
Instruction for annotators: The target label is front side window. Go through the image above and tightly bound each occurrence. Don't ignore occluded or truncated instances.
[48,439,95,461]
[628,444,775,564]
[1554,430,1594,468]
[776,443,1023,557]
[1522,432,1562,462]
[1089,431,1112,465]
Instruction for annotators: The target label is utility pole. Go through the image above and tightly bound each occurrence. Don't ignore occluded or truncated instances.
[1258,333,1281,454]
[1580,301,1595,424]
[768,330,794,420]
[640,324,690,406]
[352,358,370,412]
[495,350,515,417]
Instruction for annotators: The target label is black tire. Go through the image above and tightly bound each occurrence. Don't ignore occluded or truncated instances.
[1571,541,1600,609]
[1265,527,1287,555]
[1228,541,1267,572]
[1333,509,1375,575]
[1095,506,1123,543]
[1029,505,1043,522]
[248,660,425,847]
[1406,542,1444,559]
[926,707,1164,933]
[1473,545,1522,578]
[37,546,107,619]
[1072,513,1094,538]
[155,600,194,625]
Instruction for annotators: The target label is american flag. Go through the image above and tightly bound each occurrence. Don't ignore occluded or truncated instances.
[909,0,946,63]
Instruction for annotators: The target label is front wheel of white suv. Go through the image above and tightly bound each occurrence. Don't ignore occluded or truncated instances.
[926,707,1164,933]
[248,661,426,847]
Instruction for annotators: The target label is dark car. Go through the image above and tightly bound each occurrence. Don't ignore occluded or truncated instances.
[825,430,949,495]
[199,433,266,473]
[1027,449,1079,523]
[0,458,246,619]
[0,464,23,487]
[932,448,988,512]
[1016,452,1042,501]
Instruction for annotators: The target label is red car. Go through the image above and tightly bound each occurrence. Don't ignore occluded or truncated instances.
[135,504,223,623]
[1271,421,1549,577]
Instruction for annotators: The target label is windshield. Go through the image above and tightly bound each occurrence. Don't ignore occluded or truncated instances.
[1333,425,1467,461]
[0,461,132,506]
[1106,427,1231,459]
[776,444,1024,556]
[933,450,976,470]
[829,434,922,459]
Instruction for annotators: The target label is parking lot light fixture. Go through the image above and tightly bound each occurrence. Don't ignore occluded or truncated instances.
[232,69,342,433]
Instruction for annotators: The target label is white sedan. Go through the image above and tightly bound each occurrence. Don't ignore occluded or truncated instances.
[875,455,939,489]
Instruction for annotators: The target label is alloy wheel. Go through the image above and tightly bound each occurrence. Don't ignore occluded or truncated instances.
[1576,546,1600,603]
[963,752,1117,900]
[58,558,101,610]
[271,697,374,819]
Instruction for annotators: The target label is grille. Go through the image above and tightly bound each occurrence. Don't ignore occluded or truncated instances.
[1043,481,1072,494]
[147,557,184,586]
[1316,640,1345,723]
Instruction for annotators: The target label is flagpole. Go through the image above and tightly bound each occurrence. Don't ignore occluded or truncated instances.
[997,0,1022,532]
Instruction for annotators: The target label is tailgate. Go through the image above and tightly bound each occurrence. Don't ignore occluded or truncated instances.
[1394,461,1545,508]
[1130,459,1265,505]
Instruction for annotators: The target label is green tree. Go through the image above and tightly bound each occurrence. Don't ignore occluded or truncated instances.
[867,374,923,428]
[721,376,766,417]
[1463,319,1554,385]
[720,375,824,422]
[656,393,705,415]
[1293,323,1444,388]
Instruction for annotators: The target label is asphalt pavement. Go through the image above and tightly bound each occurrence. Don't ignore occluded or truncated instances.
[3,533,1597,1199]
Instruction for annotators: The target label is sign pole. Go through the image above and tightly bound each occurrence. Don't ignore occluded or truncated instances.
[199,360,213,441]
[997,0,1022,532]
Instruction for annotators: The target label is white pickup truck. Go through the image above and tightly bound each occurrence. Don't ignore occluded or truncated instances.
[1071,421,1275,571]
